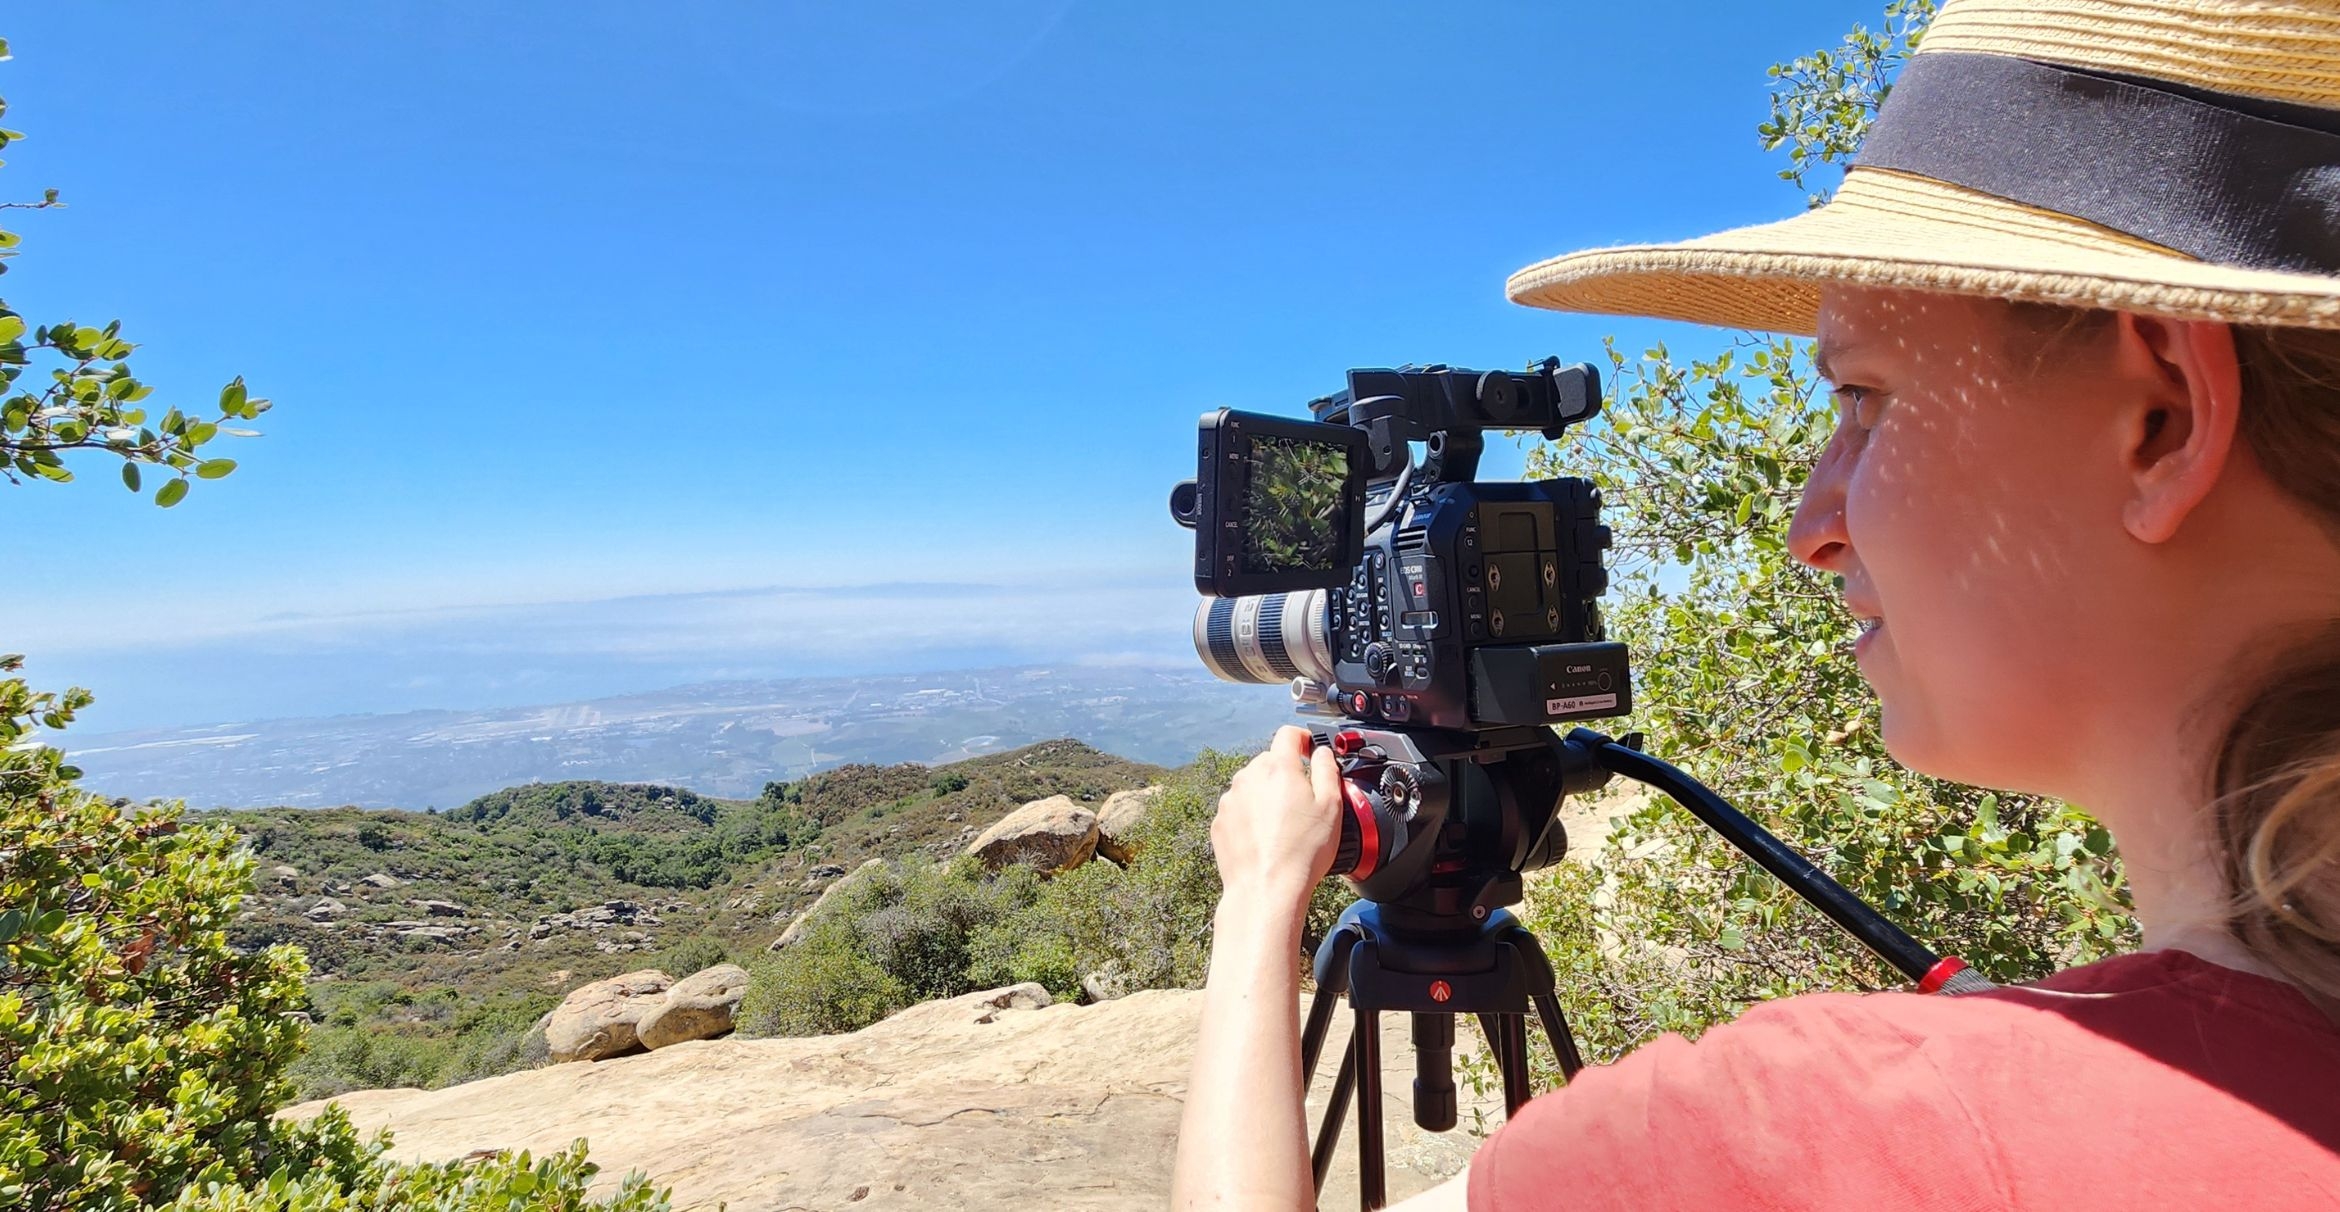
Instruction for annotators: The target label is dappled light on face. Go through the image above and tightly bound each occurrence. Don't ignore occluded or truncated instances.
[1809,287,2114,794]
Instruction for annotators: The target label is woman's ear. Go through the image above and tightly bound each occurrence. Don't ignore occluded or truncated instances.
[2111,313,2245,545]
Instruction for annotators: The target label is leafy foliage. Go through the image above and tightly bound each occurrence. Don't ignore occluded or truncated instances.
[1757,0,1935,206]
[741,858,1045,1036]
[1502,0,2133,1076]
[163,1137,671,1212]
[0,654,669,1209]
[0,39,269,505]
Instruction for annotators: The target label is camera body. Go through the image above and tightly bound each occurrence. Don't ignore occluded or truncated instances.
[1175,358,1632,734]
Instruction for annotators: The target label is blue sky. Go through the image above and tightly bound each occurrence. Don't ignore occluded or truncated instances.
[1,1,1867,731]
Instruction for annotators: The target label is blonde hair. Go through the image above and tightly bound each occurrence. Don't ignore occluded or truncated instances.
[2007,304,2340,1006]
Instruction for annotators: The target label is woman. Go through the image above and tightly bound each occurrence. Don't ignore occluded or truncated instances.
[1172,1,2340,1208]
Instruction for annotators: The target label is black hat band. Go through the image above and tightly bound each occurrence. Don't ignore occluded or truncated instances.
[1855,51,2340,276]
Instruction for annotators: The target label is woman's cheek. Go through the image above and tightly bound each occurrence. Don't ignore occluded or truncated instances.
[1849,418,2092,788]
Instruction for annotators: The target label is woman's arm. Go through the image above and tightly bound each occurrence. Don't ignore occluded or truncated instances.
[1170,726,1341,1211]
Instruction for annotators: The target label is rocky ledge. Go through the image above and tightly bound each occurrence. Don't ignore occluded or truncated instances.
[286,984,1493,1210]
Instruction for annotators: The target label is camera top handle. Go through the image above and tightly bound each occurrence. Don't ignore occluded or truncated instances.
[1308,357,1603,483]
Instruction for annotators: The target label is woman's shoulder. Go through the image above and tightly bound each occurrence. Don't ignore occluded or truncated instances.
[1730,947,2340,1080]
[1468,950,2340,1211]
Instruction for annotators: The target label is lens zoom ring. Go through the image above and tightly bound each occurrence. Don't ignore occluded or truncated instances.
[1204,600,1244,678]
[1255,596,1304,680]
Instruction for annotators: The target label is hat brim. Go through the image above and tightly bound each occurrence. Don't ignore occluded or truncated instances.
[1506,168,2340,335]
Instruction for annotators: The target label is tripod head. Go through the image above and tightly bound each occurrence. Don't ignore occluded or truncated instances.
[1314,723,1613,930]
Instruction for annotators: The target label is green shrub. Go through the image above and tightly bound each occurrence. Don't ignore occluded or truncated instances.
[163,1135,669,1212]
[0,660,666,1210]
[739,858,1043,1035]
[647,936,733,980]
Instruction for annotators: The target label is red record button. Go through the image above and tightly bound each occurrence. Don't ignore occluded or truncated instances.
[1429,980,1453,1004]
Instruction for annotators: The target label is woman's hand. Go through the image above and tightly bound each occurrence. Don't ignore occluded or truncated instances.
[1212,724,1343,911]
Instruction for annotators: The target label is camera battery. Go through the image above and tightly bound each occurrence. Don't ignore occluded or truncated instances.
[1468,642,1633,726]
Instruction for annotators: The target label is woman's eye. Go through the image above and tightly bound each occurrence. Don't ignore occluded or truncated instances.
[1832,384,1885,431]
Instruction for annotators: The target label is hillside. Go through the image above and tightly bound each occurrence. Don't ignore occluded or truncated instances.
[207,739,1167,1097]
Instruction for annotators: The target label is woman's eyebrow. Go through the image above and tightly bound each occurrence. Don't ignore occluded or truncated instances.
[1812,340,1863,384]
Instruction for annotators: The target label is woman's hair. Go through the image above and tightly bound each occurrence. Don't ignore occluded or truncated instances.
[2007,302,2340,1006]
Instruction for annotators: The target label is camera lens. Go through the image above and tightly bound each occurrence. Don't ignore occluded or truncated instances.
[1192,590,1334,685]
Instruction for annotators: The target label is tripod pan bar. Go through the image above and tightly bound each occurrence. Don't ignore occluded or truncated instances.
[1571,729,1940,982]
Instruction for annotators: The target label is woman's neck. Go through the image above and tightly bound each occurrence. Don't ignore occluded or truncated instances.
[2086,751,2292,982]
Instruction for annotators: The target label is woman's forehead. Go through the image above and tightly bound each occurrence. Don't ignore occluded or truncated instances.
[1815,288,2004,376]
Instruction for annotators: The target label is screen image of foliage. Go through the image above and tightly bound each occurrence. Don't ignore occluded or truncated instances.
[1240,434,1350,574]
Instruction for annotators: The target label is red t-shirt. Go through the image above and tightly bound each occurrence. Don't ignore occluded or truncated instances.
[1468,949,2340,1210]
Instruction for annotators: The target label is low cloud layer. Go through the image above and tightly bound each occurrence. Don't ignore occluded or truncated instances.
[25,577,1211,732]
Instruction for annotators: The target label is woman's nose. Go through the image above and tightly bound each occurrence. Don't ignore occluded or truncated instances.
[1788,441,1853,572]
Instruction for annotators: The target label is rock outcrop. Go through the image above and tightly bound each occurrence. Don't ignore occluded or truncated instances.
[770,858,886,952]
[545,969,674,1063]
[1094,785,1165,865]
[964,795,1098,875]
[288,985,1488,1210]
[637,963,749,1050]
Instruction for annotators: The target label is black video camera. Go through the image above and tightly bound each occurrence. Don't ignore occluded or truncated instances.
[1171,358,1632,734]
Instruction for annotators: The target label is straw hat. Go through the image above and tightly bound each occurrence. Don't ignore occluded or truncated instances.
[1507,0,2340,335]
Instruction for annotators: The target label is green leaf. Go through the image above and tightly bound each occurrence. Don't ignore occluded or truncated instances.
[121,463,140,492]
[0,909,23,944]
[156,478,189,507]
[194,458,235,480]
[220,377,248,417]
[0,316,21,344]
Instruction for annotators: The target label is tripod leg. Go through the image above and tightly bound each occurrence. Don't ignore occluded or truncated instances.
[1353,1008,1386,1211]
[1311,1043,1356,1194]
[1301,986,1339,1085]
[1531,993,1585,1081]
[1498,1014,1533,1116]
[1473,1013,1525,1118]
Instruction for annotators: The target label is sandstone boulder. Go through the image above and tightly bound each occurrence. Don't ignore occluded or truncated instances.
[1078,961,1133,1006]
[546,969,674,1063]
[304,897,347,919]
[965,795,1098,876]
[770,857,886,952]
[412,899,466,917]
[359,872,403,890]
[638,963,750,1050]
[1094,786,1165,865]
[267,864,301,888]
